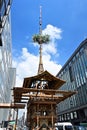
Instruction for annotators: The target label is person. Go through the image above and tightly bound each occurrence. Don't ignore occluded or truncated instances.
[7,128,12,130]
[9,128,12,130]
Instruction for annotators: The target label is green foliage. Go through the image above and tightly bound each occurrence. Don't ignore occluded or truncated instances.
[33,34,50,44]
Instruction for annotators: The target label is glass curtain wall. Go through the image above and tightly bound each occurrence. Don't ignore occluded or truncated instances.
[56,39,87,122]
[0,10,16,123]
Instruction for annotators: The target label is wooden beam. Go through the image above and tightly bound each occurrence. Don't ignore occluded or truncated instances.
[29,101,57,104]
[0,103,25,109]
[16,97,29,100]
[21,93,63,98]
[13,87,76,95]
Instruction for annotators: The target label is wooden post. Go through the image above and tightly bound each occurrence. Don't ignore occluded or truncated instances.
[52,115,54,130]
[51,104,54,130]
[15,109,18,130]
[36,116,38,128]
[36,103,39,130]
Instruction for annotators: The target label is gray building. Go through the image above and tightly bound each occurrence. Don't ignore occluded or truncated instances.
[56,39,87,125]
[0,0,16,123]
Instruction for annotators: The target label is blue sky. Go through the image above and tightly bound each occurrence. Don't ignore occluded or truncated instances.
[11,0,87,117]
[11,0,87,67]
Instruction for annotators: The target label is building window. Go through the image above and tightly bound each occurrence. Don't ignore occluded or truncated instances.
[61,115,64,121]
[0,49,2,61]
[70,112,73,119]
[86,71,87,78]
[73,111,77,118]
[60,116,62,121]
[64,114,67,120]
[67,113,70,120]
[69,66,74,82]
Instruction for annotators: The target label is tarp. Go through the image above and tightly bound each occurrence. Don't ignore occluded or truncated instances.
[8,121,15,125]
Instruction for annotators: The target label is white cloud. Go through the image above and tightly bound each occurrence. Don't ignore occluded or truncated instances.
[43,24,62,40]
[42,24,62,55]
[12,24,62,86]
[13,47,62,87]
[13,48,39,86]
[43,54,62,74]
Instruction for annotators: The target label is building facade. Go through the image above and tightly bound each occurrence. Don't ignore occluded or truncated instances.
[56,39,87,125]
[0,0,16,123]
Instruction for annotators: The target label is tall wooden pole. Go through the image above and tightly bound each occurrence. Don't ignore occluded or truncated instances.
[38,6,44,74]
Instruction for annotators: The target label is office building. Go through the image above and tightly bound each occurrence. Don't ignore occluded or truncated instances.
[56,39,87,125]
[0,0,16,123]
